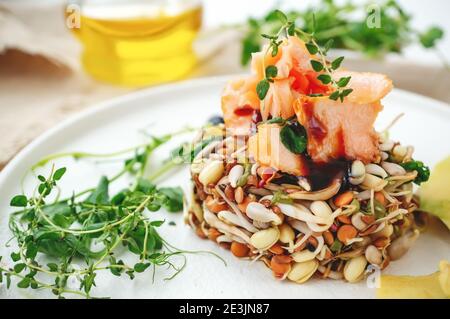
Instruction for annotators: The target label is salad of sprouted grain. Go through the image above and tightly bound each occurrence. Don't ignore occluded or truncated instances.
[187,11,430,284]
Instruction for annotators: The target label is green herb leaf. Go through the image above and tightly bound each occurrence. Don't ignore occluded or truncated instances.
[256,79,270,100]
[331,56,345,70]
[135,178,156,195]
[310,60,323,72]
[14,263,26,273]
[82,273,96,294]
[47,263,58,272]
[280,124,307,154]
[30,280,38,289]
[305,42,318,54]
[329,91,340,101]
[53,167,67,181]
[10,195,28,207]
[400,160,430,185]
[287,22,296,36]
[10,252,21,262]
[317,74,332,84]
[85,176,109,204]
[134,262,150,273]
[337,76,351,87]
[265,65,278,79]
[38,183,50,196]
[159,187,183,212]
[17,277,31,289]
[419,26,444,48]
[264,10,280,22]
[25,243,38,259]
[150,220,165,227]
[271,44,279,57]
[273,9,288,23]
[339,88,353,101]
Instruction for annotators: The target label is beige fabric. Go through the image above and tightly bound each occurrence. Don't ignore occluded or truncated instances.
[0,3,448,170]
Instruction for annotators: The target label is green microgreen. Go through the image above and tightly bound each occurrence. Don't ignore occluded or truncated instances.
[280,123,307,154]
[400,160,431,185]
[236,163,252,187]
[256,79,271,100]
[271,190,294,205]
[330,239,343,253]
[0,128,224,299]
[240,1,447,69]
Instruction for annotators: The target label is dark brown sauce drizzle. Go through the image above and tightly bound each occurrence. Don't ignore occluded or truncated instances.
[271,159,350,192]
[307,160,350,191]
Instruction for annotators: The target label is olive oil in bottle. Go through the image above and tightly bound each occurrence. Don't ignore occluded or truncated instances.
[70,0,202,87]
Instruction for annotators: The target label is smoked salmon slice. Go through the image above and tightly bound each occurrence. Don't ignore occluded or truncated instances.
[221,76,260,135]
[251,36,313,79]
[293,96,383,163]
[293,71,392,163]
[261,79,297,120]
[248,123,309,176]
[332,71,393,104]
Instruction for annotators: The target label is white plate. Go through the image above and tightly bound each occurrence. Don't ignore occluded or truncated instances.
[1,76,449,299]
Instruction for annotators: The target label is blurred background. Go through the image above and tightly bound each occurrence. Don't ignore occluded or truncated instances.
[1,0,449,169]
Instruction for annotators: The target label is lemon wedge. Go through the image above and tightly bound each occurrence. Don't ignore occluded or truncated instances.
[419,156,450,229]
[377,261,450,299]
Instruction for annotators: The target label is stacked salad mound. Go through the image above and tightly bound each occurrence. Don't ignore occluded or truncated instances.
[187,14,429,284]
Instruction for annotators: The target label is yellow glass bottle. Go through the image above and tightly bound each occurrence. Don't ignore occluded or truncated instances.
[67,0,202,87]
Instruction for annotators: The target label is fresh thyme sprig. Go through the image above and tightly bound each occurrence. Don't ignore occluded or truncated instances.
[255,10,353,103]
[297,24,354,102]
[0,129,224,298]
